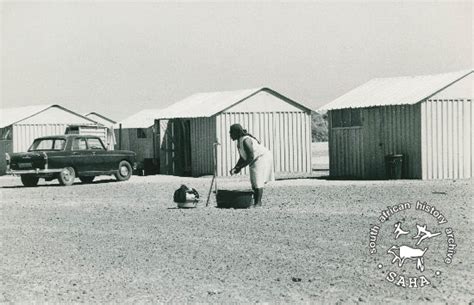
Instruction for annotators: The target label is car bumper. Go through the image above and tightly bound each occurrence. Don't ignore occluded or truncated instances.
[7,168,63,176]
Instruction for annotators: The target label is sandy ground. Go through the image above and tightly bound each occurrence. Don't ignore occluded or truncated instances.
[0,171,472,304]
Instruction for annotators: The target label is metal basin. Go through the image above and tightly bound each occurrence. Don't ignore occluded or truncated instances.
[216,190,254,209]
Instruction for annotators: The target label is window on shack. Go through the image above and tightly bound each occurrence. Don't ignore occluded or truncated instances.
[331,109,362,128]
[137,128,147,139]
[65,126,80,134]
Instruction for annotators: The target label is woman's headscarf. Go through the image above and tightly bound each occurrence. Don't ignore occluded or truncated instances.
[230,123,260,143]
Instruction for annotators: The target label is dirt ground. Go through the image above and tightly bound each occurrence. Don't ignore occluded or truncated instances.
[1,170,472,304]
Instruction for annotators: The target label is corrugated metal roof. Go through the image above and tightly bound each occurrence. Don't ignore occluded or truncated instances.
[156,87,312,119]
[0,104,97,128]
[320,69,473,111]
[115,108,163,129]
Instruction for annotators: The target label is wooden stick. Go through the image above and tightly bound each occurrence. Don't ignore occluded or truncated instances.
[205,174,215,207]
[206,141,220,207]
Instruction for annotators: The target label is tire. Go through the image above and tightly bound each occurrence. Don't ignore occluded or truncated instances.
[115,160,132,181]
[21,175,39,187]
[79,176,95,184]
[58,167,76,186]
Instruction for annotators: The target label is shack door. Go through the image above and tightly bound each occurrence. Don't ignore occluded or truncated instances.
[159,119,192,176]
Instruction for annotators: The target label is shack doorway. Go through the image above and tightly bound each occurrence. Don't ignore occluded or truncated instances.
[159,119,192,176]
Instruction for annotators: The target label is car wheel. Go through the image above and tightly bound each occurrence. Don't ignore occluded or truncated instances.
[115,161,132,181]
[79,176,95,184]
[21,175,39,187]
[58,167,76,186]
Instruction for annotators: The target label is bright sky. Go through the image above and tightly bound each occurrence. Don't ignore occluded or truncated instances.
[1,1,472,121]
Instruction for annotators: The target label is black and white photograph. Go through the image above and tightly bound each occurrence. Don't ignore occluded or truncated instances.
[0,1,472,303]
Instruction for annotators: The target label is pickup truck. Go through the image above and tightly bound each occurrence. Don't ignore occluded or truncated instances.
[6,135,137,187]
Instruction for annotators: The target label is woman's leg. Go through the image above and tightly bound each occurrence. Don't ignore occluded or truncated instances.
[253,187,263,206]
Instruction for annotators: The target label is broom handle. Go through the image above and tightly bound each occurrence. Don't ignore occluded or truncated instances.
[213,143,218,194]
[206,141,220,207]
[205,175,215,207]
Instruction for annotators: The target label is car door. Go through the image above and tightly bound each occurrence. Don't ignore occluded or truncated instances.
[85,137,110,172]
[71,137,93,174]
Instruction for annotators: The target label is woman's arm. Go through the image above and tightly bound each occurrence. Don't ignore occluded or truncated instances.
[230,138,254,174]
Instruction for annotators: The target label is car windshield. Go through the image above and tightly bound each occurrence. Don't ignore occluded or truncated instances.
[28,139,66,151]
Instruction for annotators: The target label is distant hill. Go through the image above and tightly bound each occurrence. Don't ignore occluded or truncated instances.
[311,111,328,142]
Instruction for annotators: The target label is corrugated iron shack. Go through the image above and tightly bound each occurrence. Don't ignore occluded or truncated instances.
[114,109,162,174]
[320,70,473,180]
[156,87,313,177]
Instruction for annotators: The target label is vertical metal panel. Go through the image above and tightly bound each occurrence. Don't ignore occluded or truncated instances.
[442,102,448,178]
[471,99,474,178]
[12,124,68,152]
[446,101,452,178]
[421,102,428,179]
[329,126,364,178]
[304,113,310,172]
[189,117,215,176]
[413,104,423,178]
[362,107,385,179]
[273,113,280,172]
[463,100,471,178]
[420,99,472,179]
[328,112,334,174]
[328,110,364,178]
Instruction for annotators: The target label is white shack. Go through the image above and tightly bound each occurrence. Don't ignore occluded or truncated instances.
[320,70,473,180]
[156,87,313,177]
[0,104,106,175]
[114,109,162,174]
[85,112,117,150]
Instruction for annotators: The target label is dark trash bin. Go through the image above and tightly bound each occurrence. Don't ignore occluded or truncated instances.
[385,154,404,179]
[143,158,159,175]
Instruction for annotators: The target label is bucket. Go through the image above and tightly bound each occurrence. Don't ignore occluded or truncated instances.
[177,193,199,208]
[385,154,404,179]
[216,190,254,209]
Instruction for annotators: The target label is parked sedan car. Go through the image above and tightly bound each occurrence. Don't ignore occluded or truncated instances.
[6,135,137,187]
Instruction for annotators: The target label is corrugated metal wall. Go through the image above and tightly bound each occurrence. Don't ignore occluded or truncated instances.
[363,105,422,179]
[329,105,422,179]
[12,124,69,152]
[328,126,364,178]
[190,117,216,176]
[78,126,108,146]
[116,127,156,164]
[215,112,312,177]
[421,99,472,179]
